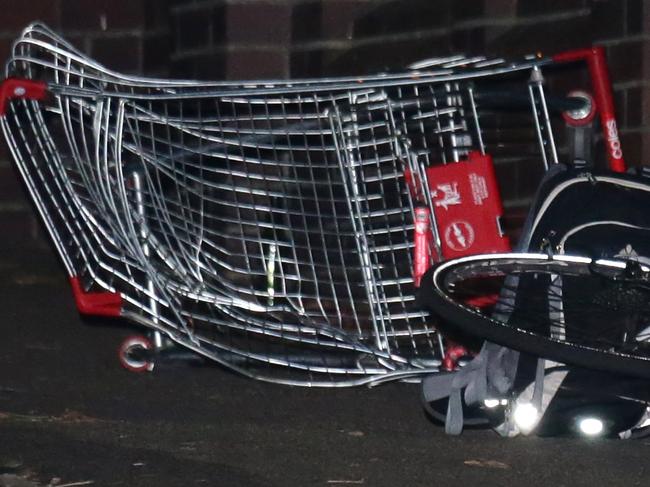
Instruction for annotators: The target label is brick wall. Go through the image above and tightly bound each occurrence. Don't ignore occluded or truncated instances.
[1,0,648,243]
[0,0,171,243]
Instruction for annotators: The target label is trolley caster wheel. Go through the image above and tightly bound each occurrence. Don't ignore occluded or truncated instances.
[118,335,155,372]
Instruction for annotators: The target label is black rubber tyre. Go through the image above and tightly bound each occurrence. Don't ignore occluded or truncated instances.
[420,253,650,379]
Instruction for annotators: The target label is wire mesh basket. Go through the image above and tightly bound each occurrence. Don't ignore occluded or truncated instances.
[1,23,591,385]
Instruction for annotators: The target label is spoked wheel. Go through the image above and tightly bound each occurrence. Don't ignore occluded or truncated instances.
[420,253,650,379]
[118,335,155,372]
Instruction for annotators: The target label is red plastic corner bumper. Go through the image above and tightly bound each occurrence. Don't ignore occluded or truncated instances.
[69,276,122,317]
[0,78,48,116]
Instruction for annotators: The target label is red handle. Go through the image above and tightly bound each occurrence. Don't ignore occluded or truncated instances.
[554,47,626,172]
[413,206,431,287]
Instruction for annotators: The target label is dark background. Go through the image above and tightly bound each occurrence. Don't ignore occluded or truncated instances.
[0,0,649,245]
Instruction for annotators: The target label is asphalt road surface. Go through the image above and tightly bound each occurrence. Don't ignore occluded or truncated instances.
[1,234,650,487]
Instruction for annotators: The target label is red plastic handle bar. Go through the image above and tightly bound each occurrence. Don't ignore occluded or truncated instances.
[0,78,48,116]
[554,47,626,173]
[413,206,431,288]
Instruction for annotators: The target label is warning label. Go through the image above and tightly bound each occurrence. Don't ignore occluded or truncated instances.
[469,172,489,205]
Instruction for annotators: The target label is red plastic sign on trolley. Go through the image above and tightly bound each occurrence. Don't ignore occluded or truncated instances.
[428,151,510,259]
[411,151,510,287]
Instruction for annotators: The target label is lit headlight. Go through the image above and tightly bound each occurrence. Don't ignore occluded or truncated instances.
[513,402,539,433]
[578,417,604,437]
[483,399,500,409]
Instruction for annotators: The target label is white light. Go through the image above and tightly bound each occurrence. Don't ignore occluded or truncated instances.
[513,402,539,432]
[578,417,604,436]
[500,399,508,406]
[484,399,500,408]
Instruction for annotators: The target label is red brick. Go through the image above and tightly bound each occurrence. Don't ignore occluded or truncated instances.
[91,36,143,73]
[518,0,586,16]
[641,86,650,126]
[171,53,227,80]
[352,0,451,38]
[310,1,392,43]
[591,0,626,41]
[612,89,627,128]
[642,130,650,165]
[169,58,198,79]
[144,0,172,30]
[1,0,60,30]
[320,45,365,76]
[626,0,643,35]
[226,48,288,79]
[450,26,485,55]
[227,2,291,45]
[290,49,324,77]
[489,15,593,57]
[607,40,645,84]
[626,86,642,128]
[320,1,365,41]
[321,34,451,76]
[484,0,517,19]
[61,0,147,31]
[174,8,211,50]
[212,5,228,46]
[451,0,484,21]
[293,1,323,42]
[143,33,172,75]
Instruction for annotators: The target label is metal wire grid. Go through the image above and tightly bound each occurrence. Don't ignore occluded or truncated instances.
[2,23,556,385]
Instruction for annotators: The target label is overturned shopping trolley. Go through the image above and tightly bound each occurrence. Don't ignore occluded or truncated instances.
[0,23,612,386]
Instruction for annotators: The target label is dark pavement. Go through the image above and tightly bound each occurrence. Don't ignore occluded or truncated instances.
[1,235,650,487]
